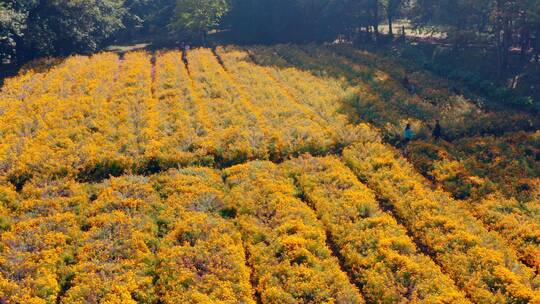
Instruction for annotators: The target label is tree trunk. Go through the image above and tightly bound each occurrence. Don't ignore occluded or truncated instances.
[13,34,26,64]
[499,18,512,79]
[373,0,380,42]
[494,0,512,80]
[388,13,393,37]
[202,31,207,46]
[519,27,530,61]
[495,21,506,80]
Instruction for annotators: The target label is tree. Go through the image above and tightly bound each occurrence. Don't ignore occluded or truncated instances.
[169,0,230,44]
[119,0,178,42]
[370,0,381,41]
[0,0,126,61]
[409,0,540,77]
[528,0,540,61]
[411,0,492,45]
[0,3,26,62]
[383,0,403,37]
[227,0,346,44]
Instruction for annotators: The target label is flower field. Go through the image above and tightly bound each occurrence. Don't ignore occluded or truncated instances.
[0,45,538,303]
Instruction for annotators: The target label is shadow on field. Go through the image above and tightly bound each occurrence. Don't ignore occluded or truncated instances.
[243,44,539,141]
[1,57,69,88]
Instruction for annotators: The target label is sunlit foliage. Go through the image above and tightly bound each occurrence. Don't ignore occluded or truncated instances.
[282,155,469,303]
[343,141,539,303]
[0,45,538,303]
[224,161,365,303]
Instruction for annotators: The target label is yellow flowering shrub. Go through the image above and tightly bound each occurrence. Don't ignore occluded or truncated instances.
[216,46,333,157]
[151,167,228,217]
[472,193,540,272]
[0,212,80,303]
[62,176,160,303]
[282,155,469,303]
[157,212,255,304]
[343,142,539,303]
[224,161,364,304]
[0,69,46,104]
[151,167,255,303]
[187,48,269,164]
[0,183,17,229]
[0,178,88,303]
[148,51,204,169]
[16,179,88,218]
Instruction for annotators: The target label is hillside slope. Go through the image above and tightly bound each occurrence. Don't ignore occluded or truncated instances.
[0,45,538,303]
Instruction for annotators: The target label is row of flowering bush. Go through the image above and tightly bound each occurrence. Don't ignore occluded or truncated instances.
[342,141,540,303]
[243,46,364,150]
[60,176,160,302]
[152,168,255,303]
[0,179,86,303]
[216,46,334,157]
[0,53,121,184]
[151,51,211,169]
[282,155,469,303]
[224,161,365,303]
[473,193,540,273]
[404,136,540,271]
[187,48,269,165]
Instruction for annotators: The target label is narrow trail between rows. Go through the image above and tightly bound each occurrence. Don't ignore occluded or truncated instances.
[292,178,371,304]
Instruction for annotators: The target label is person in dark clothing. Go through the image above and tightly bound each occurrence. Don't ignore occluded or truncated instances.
[181,42,188,64]
[403,123,414,145]
[182,50,188,63]
[402,77,416,93]
[402,77,410,88]
[432,120,442,140]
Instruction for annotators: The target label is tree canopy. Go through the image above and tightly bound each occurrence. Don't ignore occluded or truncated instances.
[1,0,126,61]
[170,0,230,43]
[0,0,539,73]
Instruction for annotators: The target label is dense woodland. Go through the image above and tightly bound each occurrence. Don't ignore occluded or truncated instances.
[1,1,539,61]
[2,0,540,111]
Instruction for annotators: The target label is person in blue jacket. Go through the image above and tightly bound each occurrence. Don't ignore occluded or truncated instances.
[403,123,414,144]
